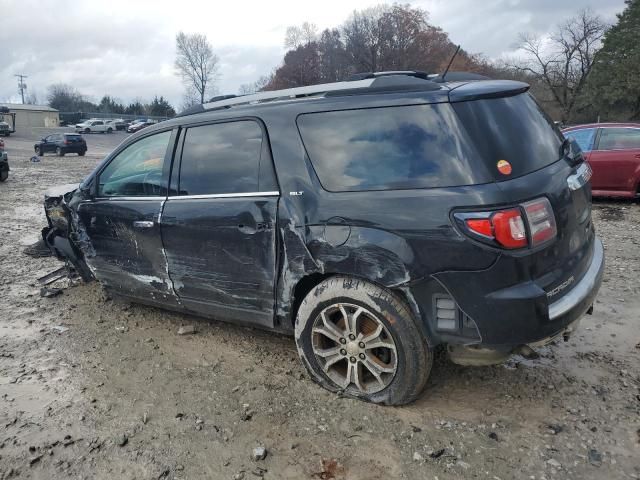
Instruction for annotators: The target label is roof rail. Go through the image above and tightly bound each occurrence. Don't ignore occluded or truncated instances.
[177,71,448,117]
[347,71,430,81]
[200,79,376,111]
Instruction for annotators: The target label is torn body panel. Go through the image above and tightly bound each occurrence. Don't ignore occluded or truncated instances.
[42,184,94,281]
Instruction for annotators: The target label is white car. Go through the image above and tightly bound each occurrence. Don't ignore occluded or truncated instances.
[74,120,114,134]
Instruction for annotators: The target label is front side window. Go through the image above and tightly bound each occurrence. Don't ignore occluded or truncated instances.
[564,128,595,152]
[98,131,171,197]
[597,128,640,150]
[178,121,263,195]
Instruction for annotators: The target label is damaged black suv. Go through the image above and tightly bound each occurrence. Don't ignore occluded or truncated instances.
[41,72,604,405]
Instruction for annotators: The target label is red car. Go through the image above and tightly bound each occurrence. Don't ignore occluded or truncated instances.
[563,123,640,198]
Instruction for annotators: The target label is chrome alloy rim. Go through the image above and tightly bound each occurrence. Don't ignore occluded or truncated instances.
[311,303,398,394]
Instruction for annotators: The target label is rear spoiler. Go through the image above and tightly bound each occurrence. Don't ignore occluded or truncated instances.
[448,80,530,103]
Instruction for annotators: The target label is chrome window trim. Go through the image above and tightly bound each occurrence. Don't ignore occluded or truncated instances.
[93,191,280,202]
[94,196,165,201]
[168,191,280,200]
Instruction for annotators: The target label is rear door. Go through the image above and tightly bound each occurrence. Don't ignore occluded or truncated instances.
[589,127,640,194]
[161,119,279,327]
[76,129,179,303]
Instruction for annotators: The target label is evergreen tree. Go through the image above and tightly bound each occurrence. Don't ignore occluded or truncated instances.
[587,0,640,120]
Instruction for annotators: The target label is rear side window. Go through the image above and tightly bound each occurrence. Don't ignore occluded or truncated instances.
[297,104,483,192]
[564,128,595,152]
[452,93,564,180]
[597,128,640,150]
[178,121,263,195]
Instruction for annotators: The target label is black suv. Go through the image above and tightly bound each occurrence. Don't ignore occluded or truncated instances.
[35,133,87,157]
[40,72,604,405]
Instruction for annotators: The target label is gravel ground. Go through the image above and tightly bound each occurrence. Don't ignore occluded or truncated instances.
[0,128,639,480]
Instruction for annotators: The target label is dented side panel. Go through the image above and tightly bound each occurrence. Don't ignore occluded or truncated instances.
[75,198,178,304]
[160,196,278,327]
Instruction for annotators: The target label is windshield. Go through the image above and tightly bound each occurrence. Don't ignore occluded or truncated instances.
[452,93,564,180]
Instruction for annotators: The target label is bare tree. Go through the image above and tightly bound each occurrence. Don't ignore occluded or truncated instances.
[510,9,607,121]
[285,22,318,49]
[175,32,219,104]
[25,90,39,105]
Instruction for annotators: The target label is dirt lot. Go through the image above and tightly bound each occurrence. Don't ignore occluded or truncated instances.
[1,127,639,480]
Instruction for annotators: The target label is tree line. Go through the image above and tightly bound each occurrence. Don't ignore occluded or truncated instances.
[233,1,639,124]
[47,84,176,117]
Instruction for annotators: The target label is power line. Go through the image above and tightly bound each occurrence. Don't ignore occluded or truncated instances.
[14,74,28,104]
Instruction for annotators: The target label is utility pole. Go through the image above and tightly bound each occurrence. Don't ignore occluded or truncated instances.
[14,74,28,104]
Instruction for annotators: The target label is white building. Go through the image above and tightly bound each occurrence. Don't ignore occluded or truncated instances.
[0,103,60,129]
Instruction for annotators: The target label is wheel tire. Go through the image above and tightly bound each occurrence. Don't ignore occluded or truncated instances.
[107,128,113,133]
[0,170,7,182]
[56,147,64,157]
[84,128,90,134]
[78,150,86,156]
[37,147,43,156]
[295,276,432,405]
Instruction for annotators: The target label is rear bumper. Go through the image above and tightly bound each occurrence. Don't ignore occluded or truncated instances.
[415,236,605,348]
[548,237,604,321]
[63,145,86,153]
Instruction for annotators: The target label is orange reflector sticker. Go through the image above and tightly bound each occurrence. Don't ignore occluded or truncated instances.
[497,159,512,175]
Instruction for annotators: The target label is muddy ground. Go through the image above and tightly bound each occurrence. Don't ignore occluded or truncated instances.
[0,127,639,480]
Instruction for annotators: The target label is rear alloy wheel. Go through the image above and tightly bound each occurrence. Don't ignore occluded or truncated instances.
[312,303,398,394]
[84,128,90,134]
[295,276,432,405]
[78,150,86,156]
[107,128,113,133]
[56,147,64,157]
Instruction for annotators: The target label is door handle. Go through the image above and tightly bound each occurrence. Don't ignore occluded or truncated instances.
[133,220,155,229]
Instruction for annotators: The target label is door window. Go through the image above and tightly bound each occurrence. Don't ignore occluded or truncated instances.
[98,130,171,197]
[597,128,640,150]
[564,128,595,152]
[178,121,263,195]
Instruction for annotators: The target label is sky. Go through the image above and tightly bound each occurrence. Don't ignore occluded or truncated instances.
[0,0,625,109]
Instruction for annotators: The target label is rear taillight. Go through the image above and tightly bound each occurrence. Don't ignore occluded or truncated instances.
[64,140,70,145]
[457,197,556,250]
[522,198,557,246]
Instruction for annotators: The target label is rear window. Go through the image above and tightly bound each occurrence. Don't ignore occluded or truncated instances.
[452,93,563,180]
[65,134,82,140]
[297,104,485,192]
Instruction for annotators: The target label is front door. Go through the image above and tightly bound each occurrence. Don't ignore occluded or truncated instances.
[77,129,178,304]
[161,120,279,327]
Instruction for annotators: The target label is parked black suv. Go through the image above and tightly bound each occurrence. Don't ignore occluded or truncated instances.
[35,133,87,157]
[39,72,604,405]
